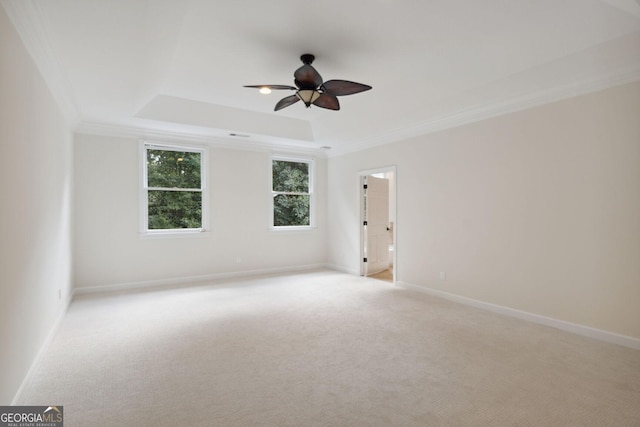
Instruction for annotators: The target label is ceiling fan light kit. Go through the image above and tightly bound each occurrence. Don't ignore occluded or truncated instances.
[296,89,321,106]
[245,54,372,111]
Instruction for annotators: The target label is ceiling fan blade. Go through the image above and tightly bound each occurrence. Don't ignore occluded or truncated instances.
[322,80,372,96]
[244,85,297,90]
[294,64,323,89]
[274,94,300,111]
[312,93,340,111]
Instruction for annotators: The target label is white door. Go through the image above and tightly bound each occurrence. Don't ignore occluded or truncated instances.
[363,176,390,276]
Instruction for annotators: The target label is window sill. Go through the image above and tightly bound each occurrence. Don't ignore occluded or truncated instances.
[139,230,211,239]
[270,226,317,233]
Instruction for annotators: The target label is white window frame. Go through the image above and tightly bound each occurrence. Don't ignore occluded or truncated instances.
[270,155,316,231]
[140,140,210,238]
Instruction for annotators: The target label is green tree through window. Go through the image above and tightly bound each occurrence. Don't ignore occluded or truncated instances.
[272,159,311,227]
[145,146,203,230]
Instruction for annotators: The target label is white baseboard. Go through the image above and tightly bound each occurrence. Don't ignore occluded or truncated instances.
[11,293,73,405]
[325,263,360,276]
[73,264,329,296]
[396,281,640,351]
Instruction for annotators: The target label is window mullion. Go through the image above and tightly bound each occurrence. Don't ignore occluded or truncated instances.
[272,191,308,196]
[148,187,202,192]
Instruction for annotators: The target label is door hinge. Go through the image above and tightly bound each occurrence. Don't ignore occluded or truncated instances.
[363,257,368,262]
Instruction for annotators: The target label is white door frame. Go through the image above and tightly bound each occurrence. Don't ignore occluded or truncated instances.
[358,165,397,283]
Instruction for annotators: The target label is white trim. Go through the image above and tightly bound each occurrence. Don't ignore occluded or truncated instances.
[358,166,398,283]
[269,226,317,233]
[6,0,638,158]
[73,264,328,296]
[74,74,640,161]
[139,230,211,239]
[326,264,360,276]
[144,143,204,154]
[139,140,148,234]
[269,155,316,230]
[327,72,640,158]
[358,166,397,177]
[140,140,210,235]
[11,293,73,405]
[76,122,327,157]
[396,281,640,351]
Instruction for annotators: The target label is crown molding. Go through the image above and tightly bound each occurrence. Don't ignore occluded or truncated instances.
[1,0,80,127]
[77,58,640,161]
[5,0,637,159]
[328,64,640,158]
[75,121,327,157]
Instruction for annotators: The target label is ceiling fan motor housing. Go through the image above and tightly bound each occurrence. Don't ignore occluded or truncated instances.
[300,54,315,65]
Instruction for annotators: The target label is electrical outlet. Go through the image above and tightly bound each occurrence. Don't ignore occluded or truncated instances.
[439,271,446,280]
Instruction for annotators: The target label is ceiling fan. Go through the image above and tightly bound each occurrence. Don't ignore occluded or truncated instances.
[244,54,372,111]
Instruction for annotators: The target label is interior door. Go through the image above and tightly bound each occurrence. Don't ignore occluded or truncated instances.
[363,176,390,275]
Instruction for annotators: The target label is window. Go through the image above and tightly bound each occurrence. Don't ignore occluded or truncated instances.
[141,142,209,235]
[271,157,314,228]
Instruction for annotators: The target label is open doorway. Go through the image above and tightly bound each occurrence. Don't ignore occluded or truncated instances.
[359,166,396,283]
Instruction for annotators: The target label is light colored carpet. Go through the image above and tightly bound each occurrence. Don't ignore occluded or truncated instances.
[17,270,640,426]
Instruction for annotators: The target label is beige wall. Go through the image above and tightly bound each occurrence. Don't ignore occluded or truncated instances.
[0,6,73,403]
[2,0,638,402]
[73,134,328,288]
[328,81,640,339]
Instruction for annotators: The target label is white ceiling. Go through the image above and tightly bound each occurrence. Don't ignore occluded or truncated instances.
[4,0,640,155]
